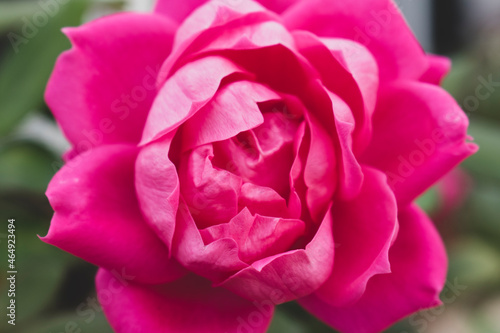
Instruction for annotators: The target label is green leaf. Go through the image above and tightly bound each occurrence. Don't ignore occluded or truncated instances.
[0,141,60,193]
[461,119,500,183]
[0,0,90,136]
[0,3,39,33]
[416,186,440,215]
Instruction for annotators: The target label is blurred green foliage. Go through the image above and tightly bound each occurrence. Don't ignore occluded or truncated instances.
[0,1,499,333]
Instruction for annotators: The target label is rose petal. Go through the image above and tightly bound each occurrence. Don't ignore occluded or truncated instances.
[135,136,179,252]
[97,270,273,333]
[180,80,279,152]
[43,145,184,284]
[158,2,289,83]
[420,55,452,84]
[239,183,299,219]
[200,208,305,264]
[154,0,207,24]
[283,0,428,81]
[257,0,299,13]
[173,200,248,282]
[361,81,478,204]
[179,145,242,228]
[293,31,378,152]
[140,56,247,144]
[299,204,447,333]
[217,206,334,303]
[313,166,398,307]
[45,13,176,150]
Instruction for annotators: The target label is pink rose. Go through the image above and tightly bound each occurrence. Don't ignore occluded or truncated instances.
[42,0,477,332]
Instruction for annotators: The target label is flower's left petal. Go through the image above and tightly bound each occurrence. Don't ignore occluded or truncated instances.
[43,145,185,284]
[97,270,274,333]
[299,204,447,333]
[217,207,334,303]
[46,13,176,149]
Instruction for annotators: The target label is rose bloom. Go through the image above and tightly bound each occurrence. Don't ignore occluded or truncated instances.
[42,0,477,332]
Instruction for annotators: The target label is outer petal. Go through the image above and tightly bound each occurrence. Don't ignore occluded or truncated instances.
[157,1,290,83]
[283,0,428,81]
[154,0,207,24]
[154,0,297,24]
[43,145,184,284]
[299,204,448,333]
[420,55,452,84]
[97,270,273,333]
[217,207,334,303]
[46,13,176,149]
[314,167,398,307]
[361,81,478,204]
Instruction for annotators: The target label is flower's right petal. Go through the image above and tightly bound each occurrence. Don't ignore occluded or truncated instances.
[299,204,447,333]
[311,167,398,307]
[361,81,478,205]
[420,55,451,84]
[283,0,428,82]
[97,270,274,333]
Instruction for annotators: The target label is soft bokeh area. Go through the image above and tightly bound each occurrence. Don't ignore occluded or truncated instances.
[0,0,499,332]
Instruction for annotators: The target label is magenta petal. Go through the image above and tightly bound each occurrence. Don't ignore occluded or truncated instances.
[172,0,267,48]
[201,208,305,264]
[173,200,248,282]
[239,183,297,218]
[257,0,299,13]
[217,207,334,303]
[135,136,179,252]
[313,167,398,307]
[45,13,176,149]
[140,56,246,144]
[154,0,207,24]
[293,31,378,152]
[43,145,185,284]
[361,81,478,204]
[283,0,428,81]
[299,204,447,333]
[97,270,274,333]
[179,145,242,228]
[181,81,278,152]
[420,55,452,84]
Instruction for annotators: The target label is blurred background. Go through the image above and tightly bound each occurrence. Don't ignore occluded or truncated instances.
[0,0,499,332]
